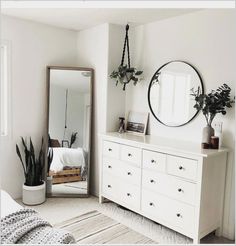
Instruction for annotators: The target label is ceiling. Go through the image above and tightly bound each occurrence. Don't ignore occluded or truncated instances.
[1,8,198,31]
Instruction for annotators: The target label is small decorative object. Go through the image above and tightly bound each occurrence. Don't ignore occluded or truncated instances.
[70,132,78,148]
[201,143,210,149]
[126,111,149,135]
[211,136,219,149]
[118,117,125,133]
[16,137,46,205]
[110,24,143,91]
[62,140,69,147]
[191,83,234,146]
[214,121,223,148]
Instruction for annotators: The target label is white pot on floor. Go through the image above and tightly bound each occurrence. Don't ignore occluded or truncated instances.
[22,181,46,205]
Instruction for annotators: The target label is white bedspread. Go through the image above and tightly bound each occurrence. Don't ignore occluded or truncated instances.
[0,190,22,218]
[50,147,85,173]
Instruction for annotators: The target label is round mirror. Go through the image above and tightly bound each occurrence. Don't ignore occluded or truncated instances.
[148,61,204,127]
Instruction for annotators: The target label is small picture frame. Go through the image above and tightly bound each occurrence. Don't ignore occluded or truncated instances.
[126,111,149,135]
[62,140,69,148]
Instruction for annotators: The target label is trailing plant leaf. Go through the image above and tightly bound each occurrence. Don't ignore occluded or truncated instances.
[135,71,143,76]
[110,65,143,91]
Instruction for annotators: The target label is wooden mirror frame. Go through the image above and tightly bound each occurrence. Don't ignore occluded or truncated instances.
[46,66,94,198]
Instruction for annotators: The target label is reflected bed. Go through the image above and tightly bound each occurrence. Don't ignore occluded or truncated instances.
[49,147,87,184]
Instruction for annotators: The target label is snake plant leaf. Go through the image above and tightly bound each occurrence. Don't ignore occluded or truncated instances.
[70,132,78,148]
[29,138,35,163]
[47,148,53,173]
[16,137,45,186]
[16,144,26,177]
[21,137,30,171]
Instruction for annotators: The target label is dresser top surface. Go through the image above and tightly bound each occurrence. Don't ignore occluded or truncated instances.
[100,132,228,157]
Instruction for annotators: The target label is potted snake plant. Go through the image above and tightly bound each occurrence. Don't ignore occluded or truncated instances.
[16,137,46,205]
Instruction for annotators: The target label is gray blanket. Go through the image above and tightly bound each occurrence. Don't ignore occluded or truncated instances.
[1,208,75,244]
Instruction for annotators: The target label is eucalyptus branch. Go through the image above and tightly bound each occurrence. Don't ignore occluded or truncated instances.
[191,84,234,126]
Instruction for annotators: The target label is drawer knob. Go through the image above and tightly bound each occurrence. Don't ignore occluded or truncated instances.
[107,185,112,188]
[127,172,131,176]
[108,148,112,152]
[176,213,182,218]
[149,202,154,206]
[128,153,132,157]
[108,165,112,169]
[127,193,131,197]
[178,188,183,192]
[179,166,184,170]
[150,179,155,183]
[151,159,156,163]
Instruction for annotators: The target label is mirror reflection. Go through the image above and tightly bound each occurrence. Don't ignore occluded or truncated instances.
[148,61,203,126]
[48,68,92,196]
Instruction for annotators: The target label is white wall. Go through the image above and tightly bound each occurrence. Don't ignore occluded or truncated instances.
[0,15,77,198]
[106,24,126,132]
[49,85,85,148]
[49,84,66,144]
[67,91,85,148]
[76,23,109,195]
[126,9,235,239]
[76,23,127,195]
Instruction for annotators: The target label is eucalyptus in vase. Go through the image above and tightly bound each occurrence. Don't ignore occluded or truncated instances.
[191,84,234,145]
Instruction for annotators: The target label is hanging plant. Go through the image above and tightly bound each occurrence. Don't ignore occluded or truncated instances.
[110,24,143,91]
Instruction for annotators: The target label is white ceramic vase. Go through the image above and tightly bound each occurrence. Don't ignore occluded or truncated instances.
[22,181,46,205]
[202,125,215,144]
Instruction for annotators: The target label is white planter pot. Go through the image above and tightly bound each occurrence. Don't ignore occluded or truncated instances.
[46,176,53,194]
[22,181,46,205]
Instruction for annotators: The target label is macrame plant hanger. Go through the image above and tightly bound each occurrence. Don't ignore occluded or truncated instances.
[120,24,132,91]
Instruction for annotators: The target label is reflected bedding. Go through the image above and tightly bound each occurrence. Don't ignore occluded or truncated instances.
[50,147,86,173]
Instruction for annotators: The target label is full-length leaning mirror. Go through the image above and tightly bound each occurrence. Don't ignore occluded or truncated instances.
[47,66,93,197]
[148,61,204,127]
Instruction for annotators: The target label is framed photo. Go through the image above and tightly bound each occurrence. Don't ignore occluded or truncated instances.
[62,140,69,148]
[126,111,149,135]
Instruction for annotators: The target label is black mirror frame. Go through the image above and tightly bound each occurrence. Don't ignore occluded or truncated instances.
[147,60,204,127]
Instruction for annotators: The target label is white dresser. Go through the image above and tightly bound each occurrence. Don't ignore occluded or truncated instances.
[99,132,228,244]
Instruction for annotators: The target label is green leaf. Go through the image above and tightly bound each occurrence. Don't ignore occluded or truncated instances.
[135,71,143,76]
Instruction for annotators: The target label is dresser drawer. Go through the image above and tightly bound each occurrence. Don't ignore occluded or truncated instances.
[102,172,140,210]
[103,157,141,186]
[103,141,120,159]
[119,182,140,210]
[141,189,194,234]
[102,172,117,198]
[142,170,196,205]
[142,169,167,195]
[121,145,141,166]
[117,162,141,186]
[168,176,196,205]
[143,150,166,173]
[167,155,198,181]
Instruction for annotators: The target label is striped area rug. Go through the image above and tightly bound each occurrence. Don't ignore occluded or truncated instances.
[54,210,157,244]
